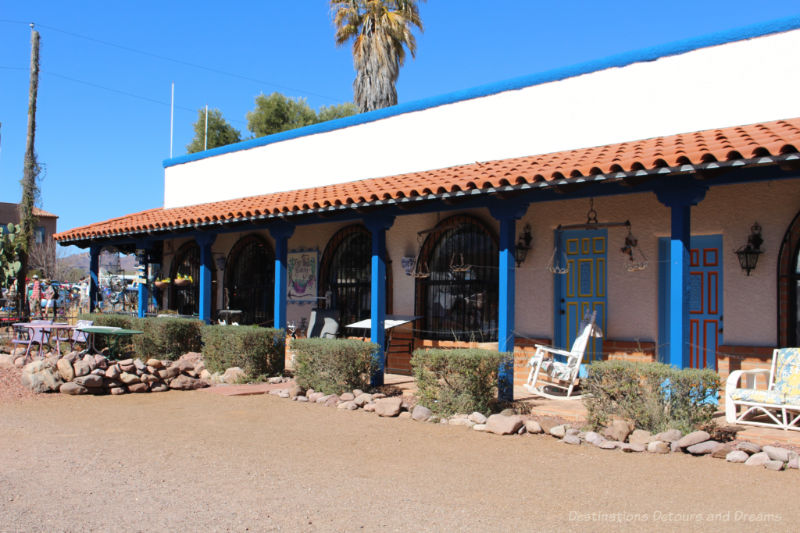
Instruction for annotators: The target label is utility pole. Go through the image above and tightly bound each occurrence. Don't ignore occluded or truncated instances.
[170,82,174,158]
[17,23,40,319]
[204,104,208,151]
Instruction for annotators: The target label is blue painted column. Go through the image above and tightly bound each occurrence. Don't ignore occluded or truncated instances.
[196,234,216,323]
[489,200,529,403]
[89,245,100,313]
[655,179,707,368]
[364,215,395,387]
[269,222,295,330]
[135,245,151,318]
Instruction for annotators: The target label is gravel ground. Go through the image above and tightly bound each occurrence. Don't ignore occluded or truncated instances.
[1,389,798,532]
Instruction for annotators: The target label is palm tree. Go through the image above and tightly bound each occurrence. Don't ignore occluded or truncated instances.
[331,0,423,112]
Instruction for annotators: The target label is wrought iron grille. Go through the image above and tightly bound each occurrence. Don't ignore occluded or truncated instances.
[224,236,274,326]
[416,216,498,341]
[320,225,380,332]
[170,242,200,316]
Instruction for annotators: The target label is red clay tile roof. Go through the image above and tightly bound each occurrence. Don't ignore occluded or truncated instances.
[55,117,800,243]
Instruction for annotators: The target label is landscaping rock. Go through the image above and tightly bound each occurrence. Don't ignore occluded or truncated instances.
[676,430,710,449]
[628,429,652,446]
[354,393,373,407]
[473,424,487,431]
[14,357,25,368]
[399,412,411,419]
[499,408,516,417]
[549,425,567,438]
[337,401,358,410]
[324,396,339,407]
[647,441,671,454]
[150,383,169,393]
[340,392,355,401]
[711,445,734,459]
[536,417,560,434]
[315,394,331,403]
[584,431,604,446]
[788,457,799,470]
[94,355,108,370]
[169,374,208,390]
[375,397,403,417]
[486,414,523,436]
[562,434,581,445]
[352,389,364,397]
[222,367,246,385]
[288,384,304,399]
[91,369,105,376]
[199,369,212,380]
[146,358,163,369]
[105,365,121,379]
[59,382,88,395]
[73,361,91,377]
[158,367,180,380]
[468,412,487,425]
[140,374,158,384]
[128,382,149,393]
[602,419,632,443]
[411,405,433,422]
[764,460,785,471]
[372,393,386,399]
[56,358,75,381]
[74,375,104,388]
[109,386,126,395]
[686,440,721,455]
[621,443,646,453]
[763,446,797,463]
[21,363,61,393]
[524,420,543,434]
[744,452,770,466]
[296,395,308,403]
[671,441,681,453]
[726,450,749,463]
[598,441,620,450]
[119,372,141,385]
[363,403,376,412]
[133,359,146,371]
[449,418,474,427]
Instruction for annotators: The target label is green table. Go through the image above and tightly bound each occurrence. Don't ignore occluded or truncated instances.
[79,326,143,360]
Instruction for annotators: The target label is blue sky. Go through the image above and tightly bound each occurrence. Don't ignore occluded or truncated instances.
[1,1,799,254]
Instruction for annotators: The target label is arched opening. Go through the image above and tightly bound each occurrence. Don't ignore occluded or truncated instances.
[778,209,800,346]
[223,234,274,326]
[169,241,201,316]
[415,214,498,341]
[319,224,390,332]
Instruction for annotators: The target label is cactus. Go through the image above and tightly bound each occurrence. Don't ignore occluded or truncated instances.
[0,223,23,287]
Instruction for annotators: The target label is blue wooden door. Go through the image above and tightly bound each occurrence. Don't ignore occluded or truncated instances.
[557,229,607,363]
[658,235,723,370]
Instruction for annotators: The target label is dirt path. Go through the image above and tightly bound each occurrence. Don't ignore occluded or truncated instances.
[0,391,797,532]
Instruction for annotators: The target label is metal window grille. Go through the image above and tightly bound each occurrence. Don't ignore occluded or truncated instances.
[224,236,274,326]
[170,242,200,316]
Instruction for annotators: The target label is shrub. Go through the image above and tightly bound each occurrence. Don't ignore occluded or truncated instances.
[292,338,378,394]
[411,348,507,416]
[78,313,134,351]
[583,360,719,434]
[131,317,203,361]
[202,325,285,378]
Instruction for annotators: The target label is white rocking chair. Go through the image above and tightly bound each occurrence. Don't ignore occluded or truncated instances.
[524,310,601,400]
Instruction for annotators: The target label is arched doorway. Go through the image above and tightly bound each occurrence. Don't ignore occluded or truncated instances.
[319,224,389,332]
[778,209,800,346]
[224,234,274,326]
[169,241,201,316]
[415,214,498,342]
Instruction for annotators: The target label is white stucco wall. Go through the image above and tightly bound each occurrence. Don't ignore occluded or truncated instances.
[164,28,800,208]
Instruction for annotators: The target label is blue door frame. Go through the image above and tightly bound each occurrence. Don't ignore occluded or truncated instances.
[554,229,607,363]
[658,235,723,369]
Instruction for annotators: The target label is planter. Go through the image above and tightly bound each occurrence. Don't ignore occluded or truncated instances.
[154,281,170,289]
[174,278,192,287]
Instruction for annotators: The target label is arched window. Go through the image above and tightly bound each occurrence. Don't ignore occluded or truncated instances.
[169,241,200,316]
[415,215,498,341]
[319,224,388,331]
[224,234,274,326]
[779,210,800,346]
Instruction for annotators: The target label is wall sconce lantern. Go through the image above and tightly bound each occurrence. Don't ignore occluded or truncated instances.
[515,223,533,267]
[735,222,763,276]
[401,256,416,276]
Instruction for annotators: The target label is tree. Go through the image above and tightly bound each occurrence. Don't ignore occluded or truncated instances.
[331,0,423,112]
[317,102,358,122]
[247,92,318,137]
[186,108,241,154]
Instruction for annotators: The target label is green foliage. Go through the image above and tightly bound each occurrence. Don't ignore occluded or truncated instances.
[186,108,242,154]
[411,348,506,416]
[132,317,203,361]
[247,93,318,137]
[0,223,23,287]
[292,338,378,394]
[583,360,720,434]
[316,102,358,123]
[202,325,285,378]
[78,313,134,351]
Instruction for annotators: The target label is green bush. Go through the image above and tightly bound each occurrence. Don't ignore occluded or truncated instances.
[131,317,203,361]
[78,313,134,351]
[583,360,719,434]
[411,348,507,416]
[202,325,285,378]
[292,338,378,394]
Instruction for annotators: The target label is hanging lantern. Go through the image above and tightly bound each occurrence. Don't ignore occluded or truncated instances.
[735,222,763,276]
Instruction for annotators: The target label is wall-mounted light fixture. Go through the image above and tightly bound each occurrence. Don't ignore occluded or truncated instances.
[735,222,763,276]
[401,256,416,276]
[515,223,533,267]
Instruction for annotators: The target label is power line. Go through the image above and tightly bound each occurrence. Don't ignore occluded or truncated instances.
[2,19,345,103]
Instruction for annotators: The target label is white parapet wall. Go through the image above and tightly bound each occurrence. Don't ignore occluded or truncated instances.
[163,19,800,209]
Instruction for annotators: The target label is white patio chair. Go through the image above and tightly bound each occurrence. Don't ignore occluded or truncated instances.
[524,310,601,400]
[725,347,800,431]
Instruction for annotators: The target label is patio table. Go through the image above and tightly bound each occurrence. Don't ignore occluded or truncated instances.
[78,326,143,360]
[11,322,63,361]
